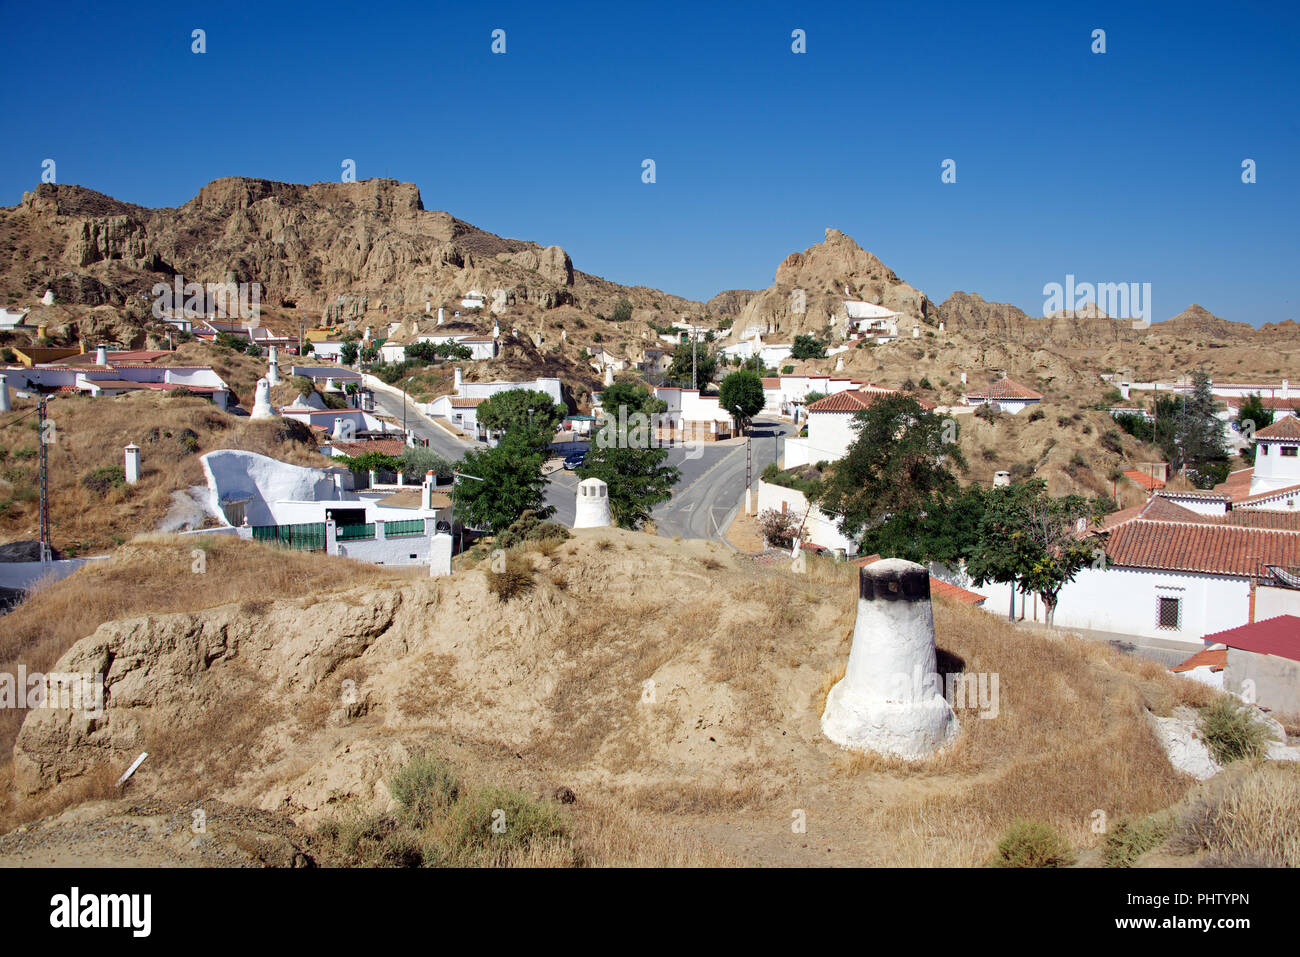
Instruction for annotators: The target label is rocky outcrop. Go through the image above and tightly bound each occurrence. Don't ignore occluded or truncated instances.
[726,228,932,343]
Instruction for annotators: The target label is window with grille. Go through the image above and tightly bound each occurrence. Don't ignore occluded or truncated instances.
[1157,596,1181,629]
[1282,446,1298,457]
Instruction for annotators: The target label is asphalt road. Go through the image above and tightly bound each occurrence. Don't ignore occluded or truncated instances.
[545,416,794,540]
[364,377,477,461]
[364,382,794,544]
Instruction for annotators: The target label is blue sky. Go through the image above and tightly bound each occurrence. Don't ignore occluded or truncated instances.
[2,0,1296,323]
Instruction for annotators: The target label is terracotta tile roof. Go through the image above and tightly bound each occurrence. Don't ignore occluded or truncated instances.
[1255,417,1300,440]
[1105,520,1300,578]
[964,378,1043,401]
[1123,468,1166,491]
[1223,509,1300,531]
[1214,468,1255,500]
[1172,647,1226,673]
[1201,615,1300,663]
[1224,396,1300,413]
[331,439,407,457]
[448,396,487,408]
[806,388,934,413]
[761,378,780,388]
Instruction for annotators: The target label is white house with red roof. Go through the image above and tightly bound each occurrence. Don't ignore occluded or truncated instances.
[3,349,232,408]
[962,376,1044,415]
[760,374,864,417]
[954,491,1300,648]
[782,386,918,469]
[426,370,563,440]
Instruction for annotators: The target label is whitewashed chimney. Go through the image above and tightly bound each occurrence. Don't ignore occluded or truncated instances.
[0,373,9,413]
[267,345,280,385]
[1283,379,1290,401]
[251,377,276,420]
[429,532,453,577]
[993,470,1010,487]
[437,307,444,325]
[574,477,611,529]
[41,289,54,306]
[425,300,431,314]
[821,559,959,759]
[604,364,614,387]
[124,443,141,485]
[96,345,108,366]
[421,471,435,510]
[453,367,463,393]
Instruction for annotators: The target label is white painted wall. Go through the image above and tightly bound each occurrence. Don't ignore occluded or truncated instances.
[942,562,1249,647]
[0,556,108,591]
[1251,436,1300,493]
[783,411,859,468]
[201,450,354,526]
[756,480,858,556]
[1256,585,1300,620]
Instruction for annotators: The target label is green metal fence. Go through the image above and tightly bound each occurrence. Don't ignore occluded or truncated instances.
[251,522,327,551]
[385,519,426,538]
[336,523,375,541]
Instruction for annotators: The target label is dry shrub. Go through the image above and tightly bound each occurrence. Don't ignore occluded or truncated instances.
[989,820,1075,867]
[1174,762,1300,867]
[485,551,534,602]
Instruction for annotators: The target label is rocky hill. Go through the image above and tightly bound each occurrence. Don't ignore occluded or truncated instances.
[721,228,932,344]
[0,178,702,338]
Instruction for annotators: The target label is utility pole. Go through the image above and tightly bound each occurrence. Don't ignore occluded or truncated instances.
[38,396,50,563]
[691,332,697,391]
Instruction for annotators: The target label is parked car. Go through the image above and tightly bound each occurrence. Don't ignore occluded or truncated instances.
[563,451,586,470]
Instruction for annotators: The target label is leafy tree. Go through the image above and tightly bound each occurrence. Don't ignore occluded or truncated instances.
[611,298,634,324]
[338,451,404,475]
[405,341,440,362]
[476,389,566,443]
[859,483,988,567]
[719,369,765,435]
[664,343,718,389]
[400,447,455,483]
[966,479,1099,627]
[1235,392,1275,463]
[1171,370,1229,487]
[360,344,379,363]
[599,381,667,419]
[453,431,552,533]
[340,341,359,365]
[791,334,827,359]
[815,393,966,541]
[576,438,680,530]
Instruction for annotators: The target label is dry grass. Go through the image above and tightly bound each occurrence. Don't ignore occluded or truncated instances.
[1175,762,1300,866]
[0,534,414,826]
[0,391,324,552]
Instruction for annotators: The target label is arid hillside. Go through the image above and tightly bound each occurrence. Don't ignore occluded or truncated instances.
[6,527,1286,868]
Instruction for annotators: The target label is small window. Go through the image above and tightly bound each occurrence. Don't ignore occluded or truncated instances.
[1282,446,1298,458]
[1259,444,1269,455]
[1157,596,1181,630]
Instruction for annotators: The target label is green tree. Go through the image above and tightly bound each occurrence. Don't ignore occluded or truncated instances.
[815,393,966,541]
[340,341,359,365]
[577,439,680,530]
[966,479,1099,627]
[476,389,566,443]
[400,447,455,483]
[1171,370,1229,487]
[453,431,552,533]
[1235,392,1274,463]
[599,381,667,419]
[611,298,634,324]
[790,334,827,359]
[664,343,718,389]
[859,483,988,567]
[719,369,765,435]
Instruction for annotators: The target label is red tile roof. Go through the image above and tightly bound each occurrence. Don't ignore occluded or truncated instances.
[448,396,487,408]
[1214,468,1255,501]
[1172,647,1227,673]
[761,378,780,388]
[1123,468,1166,491]
[331,439,407,456]
[1255,417,1300,440]
[965,378,1043,401]
[1202,615,1300,662]
[1105,520,1300,578]
[806,387,933,413]
[1234,483,1300,506]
